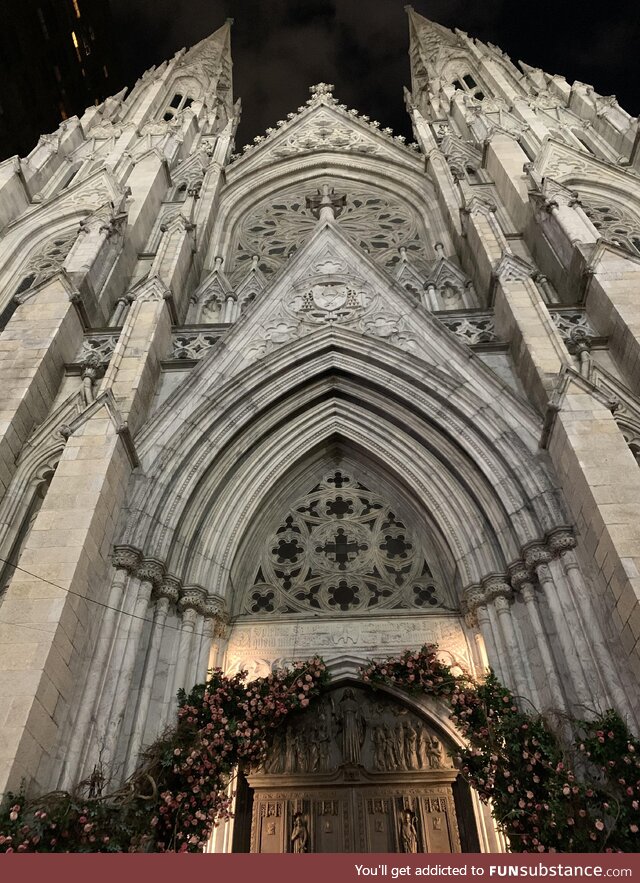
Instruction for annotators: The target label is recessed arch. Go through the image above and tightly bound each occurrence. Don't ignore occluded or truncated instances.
[125,327,565,601]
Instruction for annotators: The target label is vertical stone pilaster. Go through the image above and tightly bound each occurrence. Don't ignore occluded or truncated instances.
[124,576,180,778]
[548,380,640,684]
[0,403,133,797]
[0,274,83,499]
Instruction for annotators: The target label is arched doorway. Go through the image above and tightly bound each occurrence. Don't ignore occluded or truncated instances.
[234,682,478,853]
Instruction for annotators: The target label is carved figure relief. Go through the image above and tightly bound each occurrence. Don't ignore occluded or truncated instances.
[256,686,453,776]
[246,470,444,616]
[249,685,461,854]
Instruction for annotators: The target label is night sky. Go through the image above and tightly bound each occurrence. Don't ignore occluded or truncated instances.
[108,0,640,148]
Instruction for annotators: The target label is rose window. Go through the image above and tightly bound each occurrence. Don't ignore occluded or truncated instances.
[230,180,429,282]
[245,470,443,616]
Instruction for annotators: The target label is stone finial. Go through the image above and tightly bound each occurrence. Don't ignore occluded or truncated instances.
[309,83,335,102]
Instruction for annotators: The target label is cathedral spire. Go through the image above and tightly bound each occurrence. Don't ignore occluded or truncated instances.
[181,18,233,83]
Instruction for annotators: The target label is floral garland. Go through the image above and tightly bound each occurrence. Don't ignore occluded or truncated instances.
[1,645,638,853]
[0,658,329,853]
[362,645,640,853]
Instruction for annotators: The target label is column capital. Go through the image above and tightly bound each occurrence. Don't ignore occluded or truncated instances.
[547,528,576,556]
[156,575,181,604]
[112,544,143,573]
[136,558,165,588]
[508,561,533,590]
[179,585,208,613]
[482,574,512,603]
[523,542,552,571]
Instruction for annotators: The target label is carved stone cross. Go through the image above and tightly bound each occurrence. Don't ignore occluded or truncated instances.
[317,527,368,570]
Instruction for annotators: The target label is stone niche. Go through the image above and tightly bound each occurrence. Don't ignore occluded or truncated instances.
[244,683,469,854]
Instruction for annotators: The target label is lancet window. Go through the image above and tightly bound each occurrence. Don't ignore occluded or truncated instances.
[12,230,78,298]
[582,198,640,257]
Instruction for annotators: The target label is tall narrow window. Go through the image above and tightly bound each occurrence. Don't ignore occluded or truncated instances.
[0,470,56,601]
[72,0,81,18]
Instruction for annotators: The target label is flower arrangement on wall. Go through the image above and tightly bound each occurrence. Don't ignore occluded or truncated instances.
[1,646,638,853]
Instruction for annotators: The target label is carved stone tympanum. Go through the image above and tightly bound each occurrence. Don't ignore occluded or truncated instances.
[248,684,461,853]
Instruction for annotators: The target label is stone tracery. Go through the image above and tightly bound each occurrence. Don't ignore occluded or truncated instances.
[246,470,443,616]
[230,180,429,281]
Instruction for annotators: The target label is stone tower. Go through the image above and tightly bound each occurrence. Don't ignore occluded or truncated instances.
[0,9,638,852]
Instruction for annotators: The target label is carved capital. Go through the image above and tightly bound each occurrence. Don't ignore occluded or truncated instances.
[547,529,576,557]
[137,558,165,587]
[508,561,532,590]
[481,574,512,603]
[523,543,552,571]
[112,544,142,573]
[179,585,208,613]
[462,585,486,613]
[156,575,181,604]
[493,593,512,614]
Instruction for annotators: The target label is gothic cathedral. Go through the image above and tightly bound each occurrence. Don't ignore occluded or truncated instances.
[0,9,639,853]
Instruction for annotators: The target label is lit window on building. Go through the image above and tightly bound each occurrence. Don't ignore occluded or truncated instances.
[72,0,81,18]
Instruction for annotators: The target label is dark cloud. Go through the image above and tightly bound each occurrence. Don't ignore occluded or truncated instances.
[109,0,640,147]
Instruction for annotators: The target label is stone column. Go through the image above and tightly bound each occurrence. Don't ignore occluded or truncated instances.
[524,545,593,708]
[484,576,532,701]
[61,545,141,787]
[548,531,637,722]
[509,563,566,711]
[172,586,208,695]
[124,576,180,777]
[84,558,164,776]
[463,586,505,681]
[222,294,237,324]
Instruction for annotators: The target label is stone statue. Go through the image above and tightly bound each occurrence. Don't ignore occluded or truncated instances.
[291,813,309,853]
[372,726,386,770]
[403,721,419,770]
[427,737,444,769]
[400,808,418,853]
[336,688,366,765]
[382,723,399,769]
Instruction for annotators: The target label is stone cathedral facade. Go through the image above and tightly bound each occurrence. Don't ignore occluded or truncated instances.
[0,8,640,853]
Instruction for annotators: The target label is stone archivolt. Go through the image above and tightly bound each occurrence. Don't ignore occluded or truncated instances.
[1,11,640,856]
